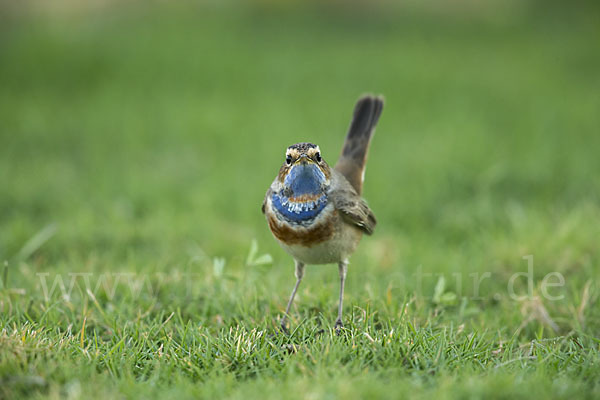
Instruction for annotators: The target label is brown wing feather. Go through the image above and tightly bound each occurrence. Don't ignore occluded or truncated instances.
[330,188,377,235]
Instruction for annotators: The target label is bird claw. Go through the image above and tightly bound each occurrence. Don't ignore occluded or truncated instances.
[334,319,344,335]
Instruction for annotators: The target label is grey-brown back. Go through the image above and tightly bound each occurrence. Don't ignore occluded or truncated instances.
[334,95,384,195]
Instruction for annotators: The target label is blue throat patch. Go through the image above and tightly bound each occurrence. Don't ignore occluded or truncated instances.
[273,163,328,222]
[283,163,326,195]
[272,192,327,222]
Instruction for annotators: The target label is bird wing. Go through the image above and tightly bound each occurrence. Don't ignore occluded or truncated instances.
[330,186,377,235]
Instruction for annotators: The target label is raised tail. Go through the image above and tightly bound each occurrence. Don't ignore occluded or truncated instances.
[334,95,384,194]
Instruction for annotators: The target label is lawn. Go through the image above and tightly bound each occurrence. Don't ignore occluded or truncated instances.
[1,1,599,398]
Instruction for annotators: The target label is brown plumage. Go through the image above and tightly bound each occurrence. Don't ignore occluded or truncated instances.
[331,188,376,235]
[266,211,337,246]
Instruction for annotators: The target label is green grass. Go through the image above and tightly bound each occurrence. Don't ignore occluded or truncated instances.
[1,1,600,398]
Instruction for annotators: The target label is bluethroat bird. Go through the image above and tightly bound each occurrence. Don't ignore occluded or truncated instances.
[262,95,384,332]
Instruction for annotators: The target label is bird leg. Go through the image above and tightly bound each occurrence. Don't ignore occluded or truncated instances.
[281,260,304,333]
[335,260,348,332]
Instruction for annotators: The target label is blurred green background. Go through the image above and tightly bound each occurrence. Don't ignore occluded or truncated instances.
[2,0,598,262]
[1,0,599,398]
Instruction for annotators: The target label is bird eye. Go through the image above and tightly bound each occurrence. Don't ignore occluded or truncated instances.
[286,155,292,165]
[315,152,322,162]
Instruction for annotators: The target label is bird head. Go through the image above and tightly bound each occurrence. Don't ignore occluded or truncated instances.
[270,142,331,221]
[277,142,331,197]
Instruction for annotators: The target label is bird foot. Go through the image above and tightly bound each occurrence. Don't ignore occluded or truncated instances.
[335,319,344,335]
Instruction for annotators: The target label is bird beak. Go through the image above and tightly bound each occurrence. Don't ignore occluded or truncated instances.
[294,154,314,165]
